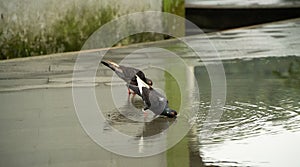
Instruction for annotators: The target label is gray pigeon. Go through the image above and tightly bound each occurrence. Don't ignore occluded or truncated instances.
[127,75,177,118]
[101,60,153,93]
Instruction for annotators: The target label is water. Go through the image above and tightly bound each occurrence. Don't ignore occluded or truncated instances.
[193,56,300,166]
[96,55,300,166]
[0,55,300,166]
[0,18,300,166]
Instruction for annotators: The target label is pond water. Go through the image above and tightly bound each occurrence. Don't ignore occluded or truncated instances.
[0,55,299,167]
[1,48,300,167]
[193,56,300,166]
[94,54,300,166]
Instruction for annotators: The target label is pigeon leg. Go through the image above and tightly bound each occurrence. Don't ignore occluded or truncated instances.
[142,108,148,117]
[130,92,137,103]
[144,111,148,117]
[130,94,134,103]
[132,92,136,98]
[127,93,131,102]
[127,88,131,95]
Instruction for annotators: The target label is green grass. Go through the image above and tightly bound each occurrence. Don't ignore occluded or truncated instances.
[0,5,167,60]
[0,5,117,59]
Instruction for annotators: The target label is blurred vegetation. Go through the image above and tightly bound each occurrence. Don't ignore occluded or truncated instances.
[0,5,165,60]
[52,5,117,53]
[0,5,117,59]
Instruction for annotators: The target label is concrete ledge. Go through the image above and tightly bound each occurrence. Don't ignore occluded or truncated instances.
[0,18,299,91]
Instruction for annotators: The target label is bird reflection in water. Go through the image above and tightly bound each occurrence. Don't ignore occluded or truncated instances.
[103,95,176,139]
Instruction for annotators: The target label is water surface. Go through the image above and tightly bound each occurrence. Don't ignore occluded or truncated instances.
[194,56,300,166]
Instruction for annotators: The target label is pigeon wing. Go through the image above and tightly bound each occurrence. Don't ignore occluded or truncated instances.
[120,66,140,83]
[147,89,167,115]
[142,87,151,108]
[136,74,150,95]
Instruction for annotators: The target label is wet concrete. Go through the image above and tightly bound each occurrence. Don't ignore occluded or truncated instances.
[0,18,300,166]
[0,87,170,167]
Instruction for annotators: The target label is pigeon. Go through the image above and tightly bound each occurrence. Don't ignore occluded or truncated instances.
[127,75,177,118]
[101,60,153,94]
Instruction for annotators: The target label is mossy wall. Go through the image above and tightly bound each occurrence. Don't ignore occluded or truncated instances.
[162,0,185,38]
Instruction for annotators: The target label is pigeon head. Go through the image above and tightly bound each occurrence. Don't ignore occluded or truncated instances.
[161,107,177,118]
[145,78,153,86]
[136,71,153,86]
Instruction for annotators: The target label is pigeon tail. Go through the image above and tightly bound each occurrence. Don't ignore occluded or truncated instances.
[101,60,119,71]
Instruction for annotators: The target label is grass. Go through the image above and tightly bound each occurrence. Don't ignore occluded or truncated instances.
[0,5,117,59]
[0,4,166,60]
